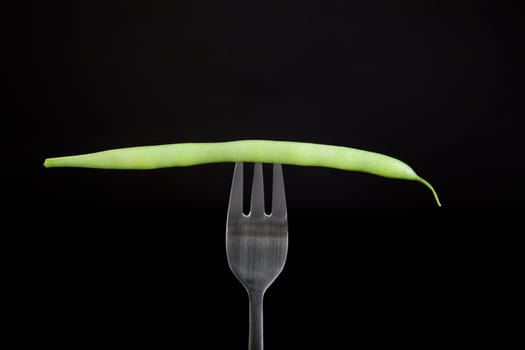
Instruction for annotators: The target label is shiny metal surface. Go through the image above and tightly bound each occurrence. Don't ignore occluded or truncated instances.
[226,162,288,350]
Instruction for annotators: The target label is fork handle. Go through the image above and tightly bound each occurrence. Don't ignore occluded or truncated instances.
[248,290,264,350]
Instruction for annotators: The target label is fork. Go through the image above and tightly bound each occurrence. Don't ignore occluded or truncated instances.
[226,162,289,350]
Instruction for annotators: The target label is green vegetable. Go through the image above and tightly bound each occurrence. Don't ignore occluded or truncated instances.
[44,139,441,206]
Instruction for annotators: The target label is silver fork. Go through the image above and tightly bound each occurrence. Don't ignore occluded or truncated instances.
[226,162,289,350]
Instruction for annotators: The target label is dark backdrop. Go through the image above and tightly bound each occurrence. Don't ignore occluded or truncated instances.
[7,0,521,348]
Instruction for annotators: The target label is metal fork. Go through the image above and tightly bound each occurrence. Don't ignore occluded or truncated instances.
[226,162,289,350]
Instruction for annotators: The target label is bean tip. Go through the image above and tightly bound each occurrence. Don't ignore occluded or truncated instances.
[417,177,442,207]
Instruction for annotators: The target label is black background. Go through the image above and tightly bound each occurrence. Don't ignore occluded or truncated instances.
[7,0,521,347]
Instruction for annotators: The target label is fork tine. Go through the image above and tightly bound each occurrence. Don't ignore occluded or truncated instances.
[227,162,244,220]
[250,163,265,217]
[271,164,287,218]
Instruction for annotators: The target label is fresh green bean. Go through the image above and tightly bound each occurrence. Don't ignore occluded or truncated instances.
[44,139,441,206]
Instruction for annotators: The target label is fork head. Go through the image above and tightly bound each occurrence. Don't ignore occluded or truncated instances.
[226,162,288,293]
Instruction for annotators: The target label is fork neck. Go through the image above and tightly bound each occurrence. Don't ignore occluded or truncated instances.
[248,289,265,350]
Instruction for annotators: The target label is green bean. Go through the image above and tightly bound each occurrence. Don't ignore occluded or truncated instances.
[44,139,441,206]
